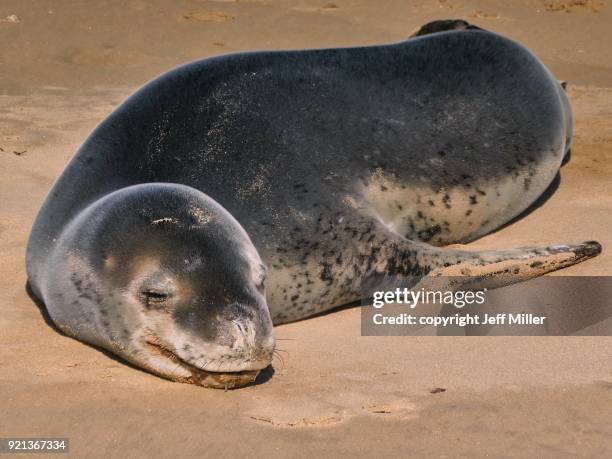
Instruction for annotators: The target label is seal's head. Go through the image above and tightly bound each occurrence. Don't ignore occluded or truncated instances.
[50,183,274,389]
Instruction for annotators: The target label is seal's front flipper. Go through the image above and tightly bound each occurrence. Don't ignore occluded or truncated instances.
[409,19,483,38]
[415,240,602,291]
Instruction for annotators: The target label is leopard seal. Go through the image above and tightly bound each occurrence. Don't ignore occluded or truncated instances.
[26,20,601,388]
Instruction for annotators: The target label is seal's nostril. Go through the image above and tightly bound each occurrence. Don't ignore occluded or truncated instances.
[141,290,169,301]
[231,319,249,339]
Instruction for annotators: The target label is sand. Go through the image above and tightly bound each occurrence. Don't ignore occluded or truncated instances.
[1,1,611,457]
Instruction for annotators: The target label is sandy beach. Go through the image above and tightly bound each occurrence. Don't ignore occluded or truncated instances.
[1,1,611,457]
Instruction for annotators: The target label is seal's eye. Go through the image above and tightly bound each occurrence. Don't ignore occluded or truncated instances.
[139,289,170,309]
[137,274,176,309]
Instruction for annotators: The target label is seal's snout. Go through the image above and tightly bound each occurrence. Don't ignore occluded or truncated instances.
[228,301,275,351]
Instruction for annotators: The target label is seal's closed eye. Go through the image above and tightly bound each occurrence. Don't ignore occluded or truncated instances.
[137,271,177,309]
[139,289,171,308]
[140,289,170,301]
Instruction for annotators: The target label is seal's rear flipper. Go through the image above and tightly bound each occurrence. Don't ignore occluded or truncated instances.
[419,240,602,291]
[409,19,483,38]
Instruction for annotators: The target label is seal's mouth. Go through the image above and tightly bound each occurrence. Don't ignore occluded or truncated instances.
[142,339,260,390]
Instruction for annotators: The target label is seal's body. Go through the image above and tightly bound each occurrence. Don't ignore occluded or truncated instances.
[27,23,600,387]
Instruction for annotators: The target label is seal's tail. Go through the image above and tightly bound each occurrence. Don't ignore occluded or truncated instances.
[419,240,602,290]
